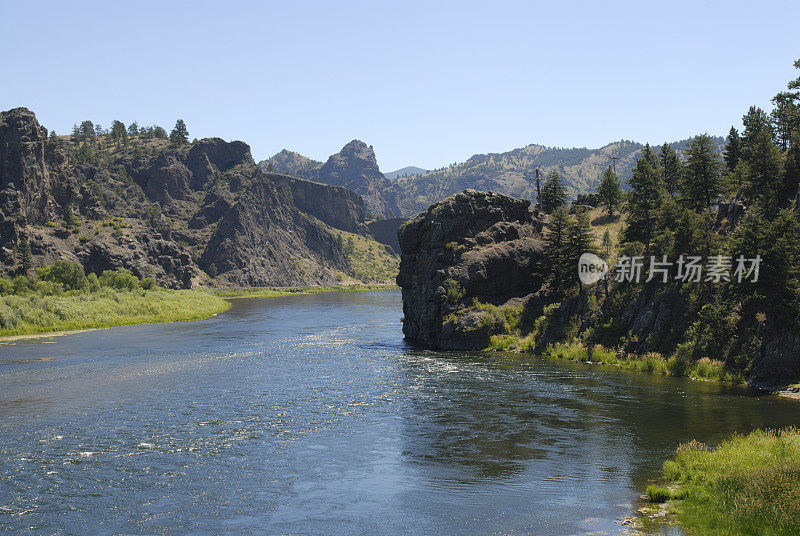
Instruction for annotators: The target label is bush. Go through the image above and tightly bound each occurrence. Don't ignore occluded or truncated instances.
[646,485,672,503]
[98,269,140,291]
[12,275,34,295]
[444,278,465,305]
[36,260,88,291]
[0,278,12,296]
[140,277,156,290]
[35,280,63,296]
[87,273,100,292]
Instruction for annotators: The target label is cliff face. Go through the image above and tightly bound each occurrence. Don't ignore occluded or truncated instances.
[397,190,545,350]
[0,108,396,288]
[271,173,365,233]
[262,140,411,219]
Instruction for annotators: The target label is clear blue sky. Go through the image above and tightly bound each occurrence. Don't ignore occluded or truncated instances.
[2,0,798,171]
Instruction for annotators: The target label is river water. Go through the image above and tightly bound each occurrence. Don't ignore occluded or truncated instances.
[1,291,798,535]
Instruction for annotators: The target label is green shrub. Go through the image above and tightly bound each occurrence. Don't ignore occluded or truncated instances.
[98,269,140,290]
[444,278,465,305]
[0,278,12,296]
[12,275,34,295]
[140,277,156,290]
[36,260,88,291]
[646,485,672,503]
[87,273,100,292]
[34,280,63,296]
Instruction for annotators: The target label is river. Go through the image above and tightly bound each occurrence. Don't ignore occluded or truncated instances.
[1,290,798,535]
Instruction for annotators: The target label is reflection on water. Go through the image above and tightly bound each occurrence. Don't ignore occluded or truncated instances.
[0,291,798,535]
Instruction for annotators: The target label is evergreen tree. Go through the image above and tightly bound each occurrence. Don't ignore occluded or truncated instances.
[544,207,571,292]
[623,146,665,255]
[18,238,32,274]
[741,106,773,161]
[659,143,682,196]
[564,209,597,289]
[744,127,785,213]
[170,119,189,145]
[127,122,139,136]
[680,134,723,212]
[723,127,742,172]
[153,126,167,139]
[601,229,613,258]
[540,171,567,214]
[79,120,95,140]
[110,120,127,144]
[597,166,622,217]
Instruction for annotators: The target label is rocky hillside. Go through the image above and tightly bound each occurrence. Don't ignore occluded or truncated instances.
[394,138,725,214]
[260,141,409,219]
[0,108,397,288]
[397,190,546,350]
[262,137,723,218]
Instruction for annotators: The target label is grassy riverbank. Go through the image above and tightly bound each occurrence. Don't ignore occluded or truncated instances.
[645,428,800,536]
[487,336,744,383]
[0,287,230,337]
[213,284,399,299]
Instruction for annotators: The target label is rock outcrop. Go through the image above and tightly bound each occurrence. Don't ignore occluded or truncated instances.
[0,107,398,288]
[397,190,546,350]
[271,173,365,233]
[317,140,407,219]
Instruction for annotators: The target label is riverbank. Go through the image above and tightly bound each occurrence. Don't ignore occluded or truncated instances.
[213,283,399,299]
[0,288,230,338]
[640,428,800,536]
[487,337,746,384]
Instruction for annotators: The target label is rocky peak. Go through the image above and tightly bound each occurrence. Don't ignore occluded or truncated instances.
[185,137,254,188]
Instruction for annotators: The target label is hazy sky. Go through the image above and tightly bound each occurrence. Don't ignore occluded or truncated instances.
[2,0,798,171]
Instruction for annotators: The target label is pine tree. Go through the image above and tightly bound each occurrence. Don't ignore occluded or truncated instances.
[170,119,189,145]
[540,171,567,214]
[597,166,622,217]
[723,127,742,172]
[601,229,613,258]
[127,122,139,136]
[659,143,682,196]
[744,127,785,213]
[680,134,723,212]
[110,120,127,144]
[623,147,665,254]
[18,238,32,274]
[544,207,571,292]
[564,209,597,289]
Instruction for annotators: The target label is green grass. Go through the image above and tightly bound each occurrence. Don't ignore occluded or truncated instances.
[212,284,399,299]
[330,228,399,283]
[0,288,230,337]
[654,428,800,536]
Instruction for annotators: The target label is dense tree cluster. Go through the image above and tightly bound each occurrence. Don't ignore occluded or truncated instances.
[539,59,800,375]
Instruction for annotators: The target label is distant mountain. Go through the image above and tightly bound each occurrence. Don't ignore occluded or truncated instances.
[260,141,409,219]
[262,136,724,218]
[384,166,430,180]
[394,137,725,214]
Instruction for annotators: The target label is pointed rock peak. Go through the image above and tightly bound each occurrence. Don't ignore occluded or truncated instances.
[337,140,377,165]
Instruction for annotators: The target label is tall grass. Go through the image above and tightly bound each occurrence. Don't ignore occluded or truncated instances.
[658,428,800,536]
[0,288,230,337]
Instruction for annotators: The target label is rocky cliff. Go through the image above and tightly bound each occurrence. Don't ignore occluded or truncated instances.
[0,107,397,288]
[271,174,365,233]
[261,140,410,219]
[397,190,546,350]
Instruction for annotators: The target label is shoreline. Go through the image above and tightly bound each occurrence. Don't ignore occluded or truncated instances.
[487,338,800,399]
[212,283,399,299]
[0,284,398,342]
